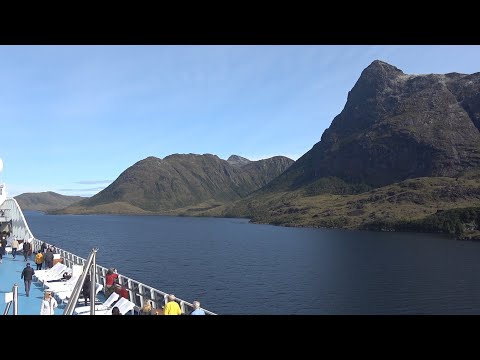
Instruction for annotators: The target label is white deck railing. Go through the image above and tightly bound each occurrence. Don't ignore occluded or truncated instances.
[31,239,216,315]
[1,198,216,315]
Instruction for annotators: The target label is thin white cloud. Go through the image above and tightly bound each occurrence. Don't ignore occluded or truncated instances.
[58,187,106,192]
[75,180,112,185]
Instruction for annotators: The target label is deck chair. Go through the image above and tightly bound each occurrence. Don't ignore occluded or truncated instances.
[58,282,104,303]
[73,292,120,314]
[81,297,135,315]
[42,263,82,285]
[45,275,80,292]
[34,262,65,278]
[80,297,128,315]
[114,298,136,315]
[35,263,69,282]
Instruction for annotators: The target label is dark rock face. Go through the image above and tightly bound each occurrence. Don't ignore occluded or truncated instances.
[241,156,296,189]
[445,72,480,132]
[79,154,294,212]
[268,60,480,190]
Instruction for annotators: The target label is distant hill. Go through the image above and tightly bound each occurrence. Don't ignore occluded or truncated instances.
[15,192,86,212]
[54,154,293,214]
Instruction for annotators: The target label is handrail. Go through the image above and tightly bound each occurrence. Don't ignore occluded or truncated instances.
[3,196,216,315]
[63,249,97,315]
[90,249,96,315]
[12,284,18,315]
[32,238,216,315]
[3,301,11,315]
[3,284,19,315]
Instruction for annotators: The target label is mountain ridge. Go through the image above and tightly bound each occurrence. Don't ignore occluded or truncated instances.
[53,153,294,214]
[45,60,480,238]
[15,192,86,212]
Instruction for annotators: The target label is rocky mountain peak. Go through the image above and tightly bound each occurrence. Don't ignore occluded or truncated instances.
[266,60,480,191]
[227,155,251,167]
[364,60,404,76]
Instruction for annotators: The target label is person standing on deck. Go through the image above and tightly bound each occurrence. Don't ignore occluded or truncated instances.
[105,268,118,297]
[43,248,54,269]
[40,291,57,315]
[140,300,153,315]
[190,300,205,315]
[40,242,47,253]
[35,251,44,270]
[21,263,35,297]
[11,237,18,259]
[0,235,6,263]
[163,294,182,315]
[82,275,91,306]
[23,240,31,261]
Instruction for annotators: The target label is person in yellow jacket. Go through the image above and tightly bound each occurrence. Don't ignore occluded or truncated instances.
[163,294,182,315]
[35,251,44,270]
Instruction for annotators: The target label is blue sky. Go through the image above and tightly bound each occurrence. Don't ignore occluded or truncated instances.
[1,45,480,197]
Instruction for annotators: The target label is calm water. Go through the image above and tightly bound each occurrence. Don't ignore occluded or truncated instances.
[23,211,480,314]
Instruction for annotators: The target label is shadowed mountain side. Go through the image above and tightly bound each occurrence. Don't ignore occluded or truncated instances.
[53,154,293,214]
[15,192,86,212]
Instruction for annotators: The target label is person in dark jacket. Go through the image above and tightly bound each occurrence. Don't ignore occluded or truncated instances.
[82,275,91,306]
[43,249,54,269]
[0,236,6,263]
[21,263,35,297]
[23,241,31,261]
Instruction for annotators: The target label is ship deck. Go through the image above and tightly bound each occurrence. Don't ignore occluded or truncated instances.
[0,253,105,315]
[0,253,55,314]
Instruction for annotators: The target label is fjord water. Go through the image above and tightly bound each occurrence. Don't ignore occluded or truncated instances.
[24,211,480,314]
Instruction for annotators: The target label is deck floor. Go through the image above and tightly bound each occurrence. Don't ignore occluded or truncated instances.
[0,253,105,315]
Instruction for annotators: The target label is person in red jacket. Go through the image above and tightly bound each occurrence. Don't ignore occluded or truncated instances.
[105,268,118,297]
[116,282,129,300]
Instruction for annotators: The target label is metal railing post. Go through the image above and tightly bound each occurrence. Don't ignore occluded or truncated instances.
[12,284,18,315]
[63,249,96,315]
[3,301,11,315]
[90,250,96,315]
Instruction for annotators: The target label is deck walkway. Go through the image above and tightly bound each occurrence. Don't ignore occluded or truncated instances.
[0,253,106,315]
[0,253,61,314]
